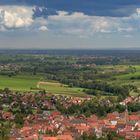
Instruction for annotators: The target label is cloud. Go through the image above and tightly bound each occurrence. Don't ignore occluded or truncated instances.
[39,25,48,31]
[0,4,140,38]
[0,5,48,32]
[0,6,33,30]
[46,10,140,37]
[0,0,140,17]
[123,34,133,38]
[136,8,140,15]
[118,27,134,32]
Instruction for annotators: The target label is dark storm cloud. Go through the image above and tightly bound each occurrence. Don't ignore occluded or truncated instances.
[1,0,140,17]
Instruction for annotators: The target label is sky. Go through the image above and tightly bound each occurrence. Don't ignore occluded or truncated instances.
[0,0,140,49]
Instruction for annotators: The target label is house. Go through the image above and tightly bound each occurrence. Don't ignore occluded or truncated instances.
[126,131,140,139]
[51,112,61,118]
[25,134,38,140]
[120,96,133,105]
[129,115,140,122]
[107,112,119,120]
[87,115,98,123]
[43,136,57,140]
[118,125,133,137]
[2,111,14,120]
[57,135,73,140]
[42,135,73,140]
[75,124,90,135]
[105,125,117,132]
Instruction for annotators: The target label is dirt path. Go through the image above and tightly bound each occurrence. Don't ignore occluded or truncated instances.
[37,81,61,88]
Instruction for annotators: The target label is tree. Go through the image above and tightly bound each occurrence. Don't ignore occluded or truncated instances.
[15,114,24,127]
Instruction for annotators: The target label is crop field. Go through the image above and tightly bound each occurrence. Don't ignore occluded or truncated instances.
[38,81,86,96]
[1,65,140,96]
[114,65,140,80]
[0,73,86,96]
[110,65,140,96]
[0,73,41,91]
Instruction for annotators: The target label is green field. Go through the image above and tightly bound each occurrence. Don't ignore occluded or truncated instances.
[1,65,140,97]
[111,65,140,96]
[0,73,40,91]
[38,81,85,96]
[113,65,140,79]
[0,73,86,96]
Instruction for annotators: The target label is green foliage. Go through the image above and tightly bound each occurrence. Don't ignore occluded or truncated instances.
[0,122,10,140]
[0,73,40,91]
[128,102,140,112]
[56,98,125,117]
[77,132,124,140]
[14,114,24,127]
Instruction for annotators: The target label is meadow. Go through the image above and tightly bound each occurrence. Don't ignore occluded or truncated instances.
[0,73,86,96]
[0,73,40,91]
[0,64,140,97]
[110,65,140,96]
[38,81,85,96]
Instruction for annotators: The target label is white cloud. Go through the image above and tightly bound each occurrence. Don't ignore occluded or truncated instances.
[47,11,136,36]
[136,8,140,15]
[118,27,134,32]
[56,11,69,16]
[0,6,33,30]
[0,6,140,37]
[123,34,133,38]
[0,6,50,32]
[39,25,48,31]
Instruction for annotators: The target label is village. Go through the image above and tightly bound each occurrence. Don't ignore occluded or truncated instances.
[0,90,140,140]
[1,0,140,139]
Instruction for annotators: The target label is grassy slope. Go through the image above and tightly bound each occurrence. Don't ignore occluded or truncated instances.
[39,82,85,96]
[1,65,140,96]
[112,65,140,96]
[115,65,140,79]
[0,73,40,91]
[0,73,86,96]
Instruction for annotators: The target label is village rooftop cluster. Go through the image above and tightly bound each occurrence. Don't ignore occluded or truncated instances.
[0,90,140,140]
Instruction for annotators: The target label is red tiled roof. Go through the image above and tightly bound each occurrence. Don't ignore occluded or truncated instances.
[126,97,133,101]
[75,125,89,131]
[57,135,73,140]
[87,115,98,122]
[25,134,38,140]
[125,125,133,131]
[2,111,14,119]
[107,112,119,120]
[51,112,61,117]
[132,131,140,137]
[32,124,42,130]
[127,131,140,138]
[98,120,105,125]
[43,136,57,140]
[105,125,116,129]
[20,126,31,133]
[89,122,99,128]
[129,115,140,121]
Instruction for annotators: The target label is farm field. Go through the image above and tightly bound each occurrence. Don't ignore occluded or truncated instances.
[114,65,140,81]
[38,81,86,96]
[0,73,86,96]
[0,73,41,91]
[0,64,140,96]
[111,65,140,96]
